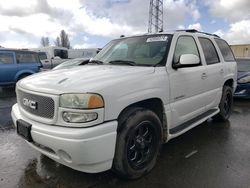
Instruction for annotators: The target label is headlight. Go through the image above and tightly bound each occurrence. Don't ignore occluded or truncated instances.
[60,93,104,109]
[62,111,98,123]
[238,76,250,84]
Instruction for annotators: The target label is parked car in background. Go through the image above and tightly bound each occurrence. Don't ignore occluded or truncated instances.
[37,51,51,70]
[32,46,68,70]
[0,49,42,86]
[53,58,89,70]
[234,58,250,98]
[68,48,101,59]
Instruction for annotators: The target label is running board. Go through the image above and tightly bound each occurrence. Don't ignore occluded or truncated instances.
[169,109,219,136]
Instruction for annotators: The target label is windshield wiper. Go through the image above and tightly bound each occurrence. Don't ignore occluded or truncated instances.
[88,60,104,65]
[109,60,136,66]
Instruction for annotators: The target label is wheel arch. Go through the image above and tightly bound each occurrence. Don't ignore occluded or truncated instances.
[224,78,234,88]
[15,70,34,81]
[117,98,167,140]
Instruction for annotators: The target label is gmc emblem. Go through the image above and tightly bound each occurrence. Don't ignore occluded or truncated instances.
[23,98,37,110]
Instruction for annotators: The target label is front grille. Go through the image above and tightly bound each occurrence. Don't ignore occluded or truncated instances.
[17,89,55,119]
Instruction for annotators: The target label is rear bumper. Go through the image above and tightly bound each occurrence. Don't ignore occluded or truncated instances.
[11,103,118,173]
[234,83,250,98]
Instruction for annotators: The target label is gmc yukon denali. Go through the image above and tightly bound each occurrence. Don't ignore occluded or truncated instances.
[11,30,237,179]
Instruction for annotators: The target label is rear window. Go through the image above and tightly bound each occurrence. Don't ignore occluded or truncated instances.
[236,59,250,72]
[16,52,39,64]
[199,37,220,65]
[215,39,235,62]
[0,52,14,64]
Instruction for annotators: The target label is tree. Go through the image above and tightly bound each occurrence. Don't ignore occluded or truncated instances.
[54,36,61,47]
[40,36,50,47]
[54,30,71,49]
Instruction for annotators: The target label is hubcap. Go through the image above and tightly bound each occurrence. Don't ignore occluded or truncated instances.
[127,121,157,170]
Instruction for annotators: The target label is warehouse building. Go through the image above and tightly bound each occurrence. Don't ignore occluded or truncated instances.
[230,44,250,58]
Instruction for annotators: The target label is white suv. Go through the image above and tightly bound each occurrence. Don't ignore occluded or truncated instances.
[11,30,237,179]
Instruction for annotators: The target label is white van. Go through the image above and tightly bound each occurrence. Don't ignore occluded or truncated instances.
[32,46,69,69]
[68,48,101,59]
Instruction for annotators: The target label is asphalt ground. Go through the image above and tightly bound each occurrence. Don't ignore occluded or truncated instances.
[0,87,250,188]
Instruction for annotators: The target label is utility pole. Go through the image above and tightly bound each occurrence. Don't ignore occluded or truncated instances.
[148,0,163,33]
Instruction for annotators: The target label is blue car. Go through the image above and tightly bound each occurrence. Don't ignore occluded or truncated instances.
[0,49,42,86]
[234,58,250,98]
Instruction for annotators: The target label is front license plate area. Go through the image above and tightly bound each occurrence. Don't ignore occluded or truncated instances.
[17,119,33,142]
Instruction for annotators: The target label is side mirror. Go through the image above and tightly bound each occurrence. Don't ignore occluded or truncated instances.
[173,54,200,69]
[180,54,200,65]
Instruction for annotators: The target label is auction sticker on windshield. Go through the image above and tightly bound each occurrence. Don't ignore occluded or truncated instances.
[146,36,168,42]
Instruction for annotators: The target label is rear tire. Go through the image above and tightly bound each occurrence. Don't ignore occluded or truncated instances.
[113,108,162,179]
[214,86,233,121]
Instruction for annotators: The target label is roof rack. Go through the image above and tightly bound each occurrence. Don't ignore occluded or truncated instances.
[176,29,220,38]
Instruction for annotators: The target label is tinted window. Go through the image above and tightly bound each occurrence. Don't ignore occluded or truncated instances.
[215,39,235,62]
[16,52,39,64]
[199,38,219,65]
[174,36,199,63]
[54,49,68,59]
[236,59,250,72]
[38,52,48,60]
[0,52,14,64]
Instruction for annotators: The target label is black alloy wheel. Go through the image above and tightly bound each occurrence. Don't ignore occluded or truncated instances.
[127,121,157,170]
[113,107,162,179]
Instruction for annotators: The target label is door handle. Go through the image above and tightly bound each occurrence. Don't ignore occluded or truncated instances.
[201,73,207,79]
[220,69,224,74]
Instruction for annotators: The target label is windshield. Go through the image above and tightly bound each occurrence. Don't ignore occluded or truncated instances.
[92,34,172,66]
[237,59,250,72]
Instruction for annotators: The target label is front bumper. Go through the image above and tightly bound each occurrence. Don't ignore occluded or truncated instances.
[234,83,250,98]
[11,103,118,173]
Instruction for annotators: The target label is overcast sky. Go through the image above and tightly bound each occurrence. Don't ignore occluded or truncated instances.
[0,0,250,48]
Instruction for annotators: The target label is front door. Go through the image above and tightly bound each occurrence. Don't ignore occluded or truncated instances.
[168,35,207,129]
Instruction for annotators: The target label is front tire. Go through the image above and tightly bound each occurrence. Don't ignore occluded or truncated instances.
[113,108,162,179]
[214,86,233,121]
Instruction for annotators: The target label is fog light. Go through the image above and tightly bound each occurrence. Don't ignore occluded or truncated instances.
[62,111,98,123]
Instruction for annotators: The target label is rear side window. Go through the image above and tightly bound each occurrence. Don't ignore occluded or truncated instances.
[199,38,220,65]
[0,52,14,64]
[215,39,235,62]
[16,52,39,64]
[174,36,200,63]
[38,52,48,60]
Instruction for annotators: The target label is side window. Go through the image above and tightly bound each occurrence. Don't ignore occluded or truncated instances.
[38,52,48,60]
[174,36,199,63]
[16,52,39,64]
[54,49,68,59]
[215,39,235,62]
[199,38,220,65]
[0,52,14,64]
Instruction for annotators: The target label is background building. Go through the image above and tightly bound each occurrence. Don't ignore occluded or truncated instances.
[230,44,250,58]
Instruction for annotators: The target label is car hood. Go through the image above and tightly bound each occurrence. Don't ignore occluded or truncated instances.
[18,65,155,94]
[237,71,250,80]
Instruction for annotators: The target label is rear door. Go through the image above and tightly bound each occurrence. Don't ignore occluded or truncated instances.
[198,37,224,110]
[16,51,40,73]
[0,51,17,84]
